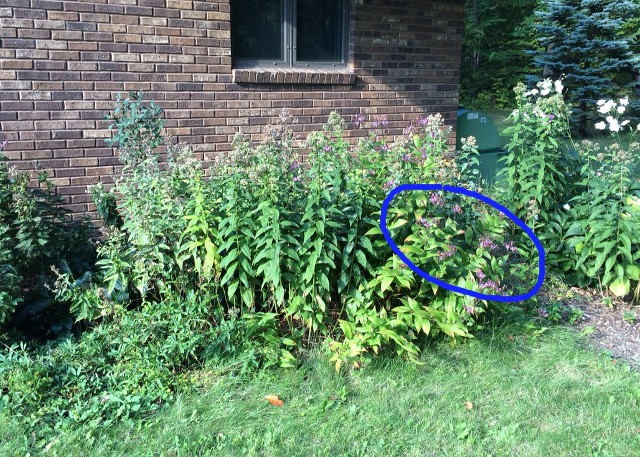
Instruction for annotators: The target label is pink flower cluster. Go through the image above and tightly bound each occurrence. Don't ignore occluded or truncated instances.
[429,192,444,207]
[353,113,364,129]
[503,240,517,253]
[436,244,456,261]
[417,217,432,229]
[479,235,497,251]
[475,269,506,293]
[372,116,389,129]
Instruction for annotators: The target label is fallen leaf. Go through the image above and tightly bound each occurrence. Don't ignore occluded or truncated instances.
[507,335,514,341]
[465,401,474,410]
[265,394,284,406]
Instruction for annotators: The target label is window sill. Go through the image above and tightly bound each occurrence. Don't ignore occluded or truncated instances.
[232,68,356,85]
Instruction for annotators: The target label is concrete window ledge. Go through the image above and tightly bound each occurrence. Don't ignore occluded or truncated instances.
[232,68,356,85]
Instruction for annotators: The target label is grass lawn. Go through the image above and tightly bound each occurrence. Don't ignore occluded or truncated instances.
[3,325,639,456]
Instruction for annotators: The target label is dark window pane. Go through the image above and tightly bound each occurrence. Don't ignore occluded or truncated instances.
[232,0,283,61]
[297,0,343,62]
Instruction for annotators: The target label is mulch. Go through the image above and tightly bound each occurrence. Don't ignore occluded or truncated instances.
[557,288,640,370]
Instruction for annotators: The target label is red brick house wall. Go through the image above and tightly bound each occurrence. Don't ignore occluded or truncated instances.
[0,0,464,221]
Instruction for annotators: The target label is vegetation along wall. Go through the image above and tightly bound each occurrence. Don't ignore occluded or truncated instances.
[0,0,464,221]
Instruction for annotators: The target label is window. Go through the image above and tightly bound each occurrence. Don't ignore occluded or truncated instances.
[231,0,348,68]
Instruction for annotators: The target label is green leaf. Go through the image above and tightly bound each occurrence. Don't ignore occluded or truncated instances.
[609,278,630,297]
[355,250,368,268]
[381,275,393,294]
[220,248,238,269]
[388,218,409,230]
[627,265,640,281]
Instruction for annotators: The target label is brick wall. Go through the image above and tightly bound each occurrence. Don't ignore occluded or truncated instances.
[0,0,464,220]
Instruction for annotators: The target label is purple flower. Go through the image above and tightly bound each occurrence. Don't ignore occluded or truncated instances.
[475,269,486,281]
[289,161,300,171]
[452,204,462,214]
[402,154,412,162]
[538,308,549,318]
[323,145,332,153]
[403,125,415,135]
[372,121,379,129]
[419,117,429,127]
[293,175,301,183]
[380,116,389,128]
[383,179,396,190]
[464,304,475,315]
[417,217,431,229]
[436,244,456,261]
[0,139,7,151]
[503,241,517,253]
[479,235,497,251]
[429,192,444,207]
[353,113,364,129]
[478,279,505,293]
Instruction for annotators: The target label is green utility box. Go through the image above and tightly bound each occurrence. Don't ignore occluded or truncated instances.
[456,109,509,185]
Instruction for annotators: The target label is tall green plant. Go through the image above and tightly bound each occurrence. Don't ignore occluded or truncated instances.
[500,79,576,231]
[563,99,640,299]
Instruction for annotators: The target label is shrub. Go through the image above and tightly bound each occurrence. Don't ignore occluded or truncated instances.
[76,97,537,370]
[0,139,91,332]
[1,93,546,440]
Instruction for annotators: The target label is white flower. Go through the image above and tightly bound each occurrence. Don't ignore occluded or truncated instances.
[617,105,626,114]
[538,79,552,96]
[619,97,629,106]
[621,120,630,127]
[597,99,606,106]
[598,100,615,114]
[595,121,607,130]
[607,117,620,132]
[554,80,564,93]
[563,204,571,211]
[637,124,640,131]
[540,79,553,91]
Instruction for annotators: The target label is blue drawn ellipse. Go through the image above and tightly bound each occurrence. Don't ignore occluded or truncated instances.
[380,184,545,302]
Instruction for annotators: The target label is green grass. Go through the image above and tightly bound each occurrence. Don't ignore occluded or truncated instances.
[3,326,639,456]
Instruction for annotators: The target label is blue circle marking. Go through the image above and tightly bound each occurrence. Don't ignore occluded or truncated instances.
[380,184,546,302]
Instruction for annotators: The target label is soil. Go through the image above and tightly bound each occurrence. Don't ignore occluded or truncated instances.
[547,287,640,370]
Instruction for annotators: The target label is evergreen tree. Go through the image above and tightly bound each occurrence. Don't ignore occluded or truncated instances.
[530,0,640,135]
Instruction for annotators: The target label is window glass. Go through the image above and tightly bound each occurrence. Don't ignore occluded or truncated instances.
[231,0,284,61]
[296,0,343,62]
